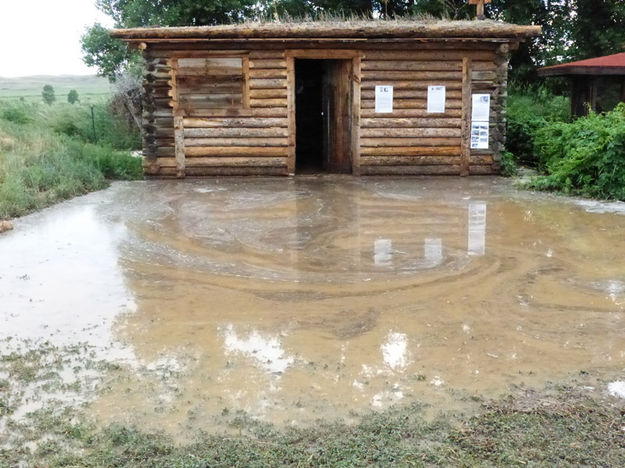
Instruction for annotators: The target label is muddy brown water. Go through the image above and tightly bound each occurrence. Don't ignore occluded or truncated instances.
[1,177,624,439]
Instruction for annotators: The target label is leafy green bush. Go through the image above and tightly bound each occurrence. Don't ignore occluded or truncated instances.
[1,102,33,125]
[500,151,518,177]
[506,88,570,166]
[525,103,625,200]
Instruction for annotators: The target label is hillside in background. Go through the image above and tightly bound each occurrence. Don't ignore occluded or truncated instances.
[0,75,112,102]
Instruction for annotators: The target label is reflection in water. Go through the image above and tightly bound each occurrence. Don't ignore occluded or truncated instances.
[0,200,134,354]
[371,387,404,408]
[381,332,409,370]
[424,238,443,267]
[2,178,625,439]
[373,239,393,266]
[608,381,625,398]
[467,202,487,255]
[604,280,625,306]
[222,325,294,374]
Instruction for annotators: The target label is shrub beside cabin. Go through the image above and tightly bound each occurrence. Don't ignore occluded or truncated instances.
[111,21,540,177]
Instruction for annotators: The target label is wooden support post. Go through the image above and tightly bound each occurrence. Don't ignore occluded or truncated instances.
[174,115,185,178]
[570,77,578,117]
[168,58,185,178]
[571,77,591,117]
[589,78,598,113]
[141,50,159,172]
[242,57,251,109]
[461,57,472,177]
[492,43,510,172]
[286,56,296,175]
[620,79,625,105]
[351,55,361,176]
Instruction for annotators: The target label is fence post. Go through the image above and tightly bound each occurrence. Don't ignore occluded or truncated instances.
[90,105,97,143]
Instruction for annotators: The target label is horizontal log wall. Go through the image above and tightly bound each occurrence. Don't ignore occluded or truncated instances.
[358,47,500,175]
[141,42,508,177]
[142,47,289,176]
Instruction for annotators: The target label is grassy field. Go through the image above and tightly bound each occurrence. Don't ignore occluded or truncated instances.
[0,98,142,219]
[0,75,111,103]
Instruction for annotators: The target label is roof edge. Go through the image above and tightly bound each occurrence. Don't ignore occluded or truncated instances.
[540,66,625,77]
[110,21,541,41]
[539,52,625,76]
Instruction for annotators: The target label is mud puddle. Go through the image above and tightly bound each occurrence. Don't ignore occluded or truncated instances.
[1,177,624,441]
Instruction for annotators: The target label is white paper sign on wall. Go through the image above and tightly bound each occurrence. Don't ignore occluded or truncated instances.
[471,94,491,121]
[427,86,446,113]
[375,85,393,113]
[470,122,490,149]
[471,93,491,149]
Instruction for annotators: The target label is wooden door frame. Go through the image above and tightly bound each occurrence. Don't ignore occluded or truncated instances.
[285,50,362,175]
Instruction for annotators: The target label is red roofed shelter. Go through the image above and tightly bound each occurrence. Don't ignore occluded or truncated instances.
[539,52,625,117]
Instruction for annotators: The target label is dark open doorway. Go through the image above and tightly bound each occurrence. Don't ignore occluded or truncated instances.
[295,59,352,174]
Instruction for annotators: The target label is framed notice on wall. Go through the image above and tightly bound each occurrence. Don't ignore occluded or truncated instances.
[470,122,489,149]
[427,86,446,113]
[471,93,491,149]
[375,85,393,113]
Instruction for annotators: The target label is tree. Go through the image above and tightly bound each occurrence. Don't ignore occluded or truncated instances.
[408,0,472,20]
[82,0,625,86]
[83,0,379,79]
[42,85,55,105]
[491,0,573,84]
[571,0,625,59]
[67,89,80,104]
[82,23,141,81]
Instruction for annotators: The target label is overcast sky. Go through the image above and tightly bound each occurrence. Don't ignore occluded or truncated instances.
[0,1,114,77]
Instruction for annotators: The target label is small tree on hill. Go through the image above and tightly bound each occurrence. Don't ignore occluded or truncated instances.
[67,89,80,104]
[42,85,55,105]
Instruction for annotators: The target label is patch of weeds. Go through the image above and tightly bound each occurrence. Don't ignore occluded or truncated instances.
[2,348,56,383]
[0,104,142,220]
[0,397,9,416]
[7,387,625,467]
[1,104,33,125]
[449,392,625,466]
[500,151,518,177]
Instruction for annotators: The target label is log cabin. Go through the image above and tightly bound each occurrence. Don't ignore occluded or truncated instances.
[110,20,541,177]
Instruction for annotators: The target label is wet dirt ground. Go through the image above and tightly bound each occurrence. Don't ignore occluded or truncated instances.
[1,176,624,440]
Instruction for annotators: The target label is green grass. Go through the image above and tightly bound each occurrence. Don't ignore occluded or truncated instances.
[2,391,624,467]
[0,75,111,103]
[0,99,142,220]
